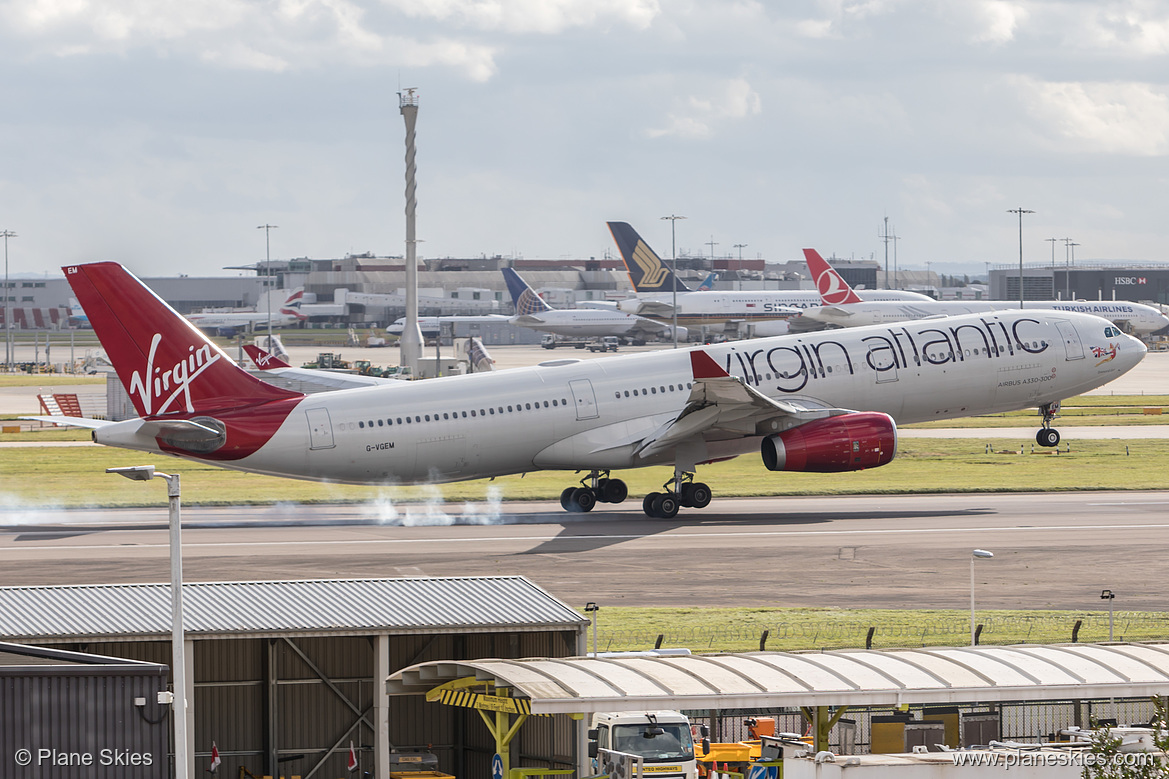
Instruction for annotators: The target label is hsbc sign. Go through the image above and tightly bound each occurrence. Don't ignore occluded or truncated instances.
[1114,276,1147,285]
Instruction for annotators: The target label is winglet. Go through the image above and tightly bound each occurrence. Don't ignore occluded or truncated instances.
[690,350,729,379]
[243,344,291,370]
[803,249,864,305]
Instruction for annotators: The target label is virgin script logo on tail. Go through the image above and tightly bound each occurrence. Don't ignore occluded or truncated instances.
[128,333,221,415]
[632,242,670,288]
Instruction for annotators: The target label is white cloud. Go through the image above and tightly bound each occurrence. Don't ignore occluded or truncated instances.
[1013,76,1169,156]
[646,78,762,139]
[387,0,660,34]
[0,0,500,79]
[964,0,1025,44]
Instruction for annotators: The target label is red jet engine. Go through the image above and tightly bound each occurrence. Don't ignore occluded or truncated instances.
[761,412,897,473]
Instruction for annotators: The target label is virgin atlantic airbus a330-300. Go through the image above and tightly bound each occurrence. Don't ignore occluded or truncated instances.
[47,262,1145,518]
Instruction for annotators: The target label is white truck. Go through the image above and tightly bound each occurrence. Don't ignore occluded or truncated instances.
[589,711,706,779]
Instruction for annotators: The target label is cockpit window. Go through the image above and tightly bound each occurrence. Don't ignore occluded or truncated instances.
[1104,326,1120,338]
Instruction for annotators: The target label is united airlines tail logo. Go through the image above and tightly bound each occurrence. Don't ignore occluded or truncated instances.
[128,333,220,415]
[631,241,669,288]
[517,288,549,316]
[816,268,854,305]
[1092,342,1118,366]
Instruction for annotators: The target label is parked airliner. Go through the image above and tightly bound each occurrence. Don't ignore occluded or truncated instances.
[504,268,683,342]
[46,262,1144,518]
[609,223,931,338]
[800,250,1169,335]
[185,288,306,335]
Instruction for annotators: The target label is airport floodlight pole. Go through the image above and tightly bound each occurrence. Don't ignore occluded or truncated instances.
[1046,238,1058,297]
[257,224,278,339]
[399,88,424,374]
[584,602,599,656]
[1063,238,1074,300]
[891,229,899,290]
[880,216,891,290]
[106,466,188,779]
[1007,208,1034,308]
[970,549,994,645]
[660,215,686,349]
[1101,590,1115,641]
[2,230,14,372]
[734,243,747,261]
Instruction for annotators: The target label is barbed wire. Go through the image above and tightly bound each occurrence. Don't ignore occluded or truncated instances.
[593,613,1169,651]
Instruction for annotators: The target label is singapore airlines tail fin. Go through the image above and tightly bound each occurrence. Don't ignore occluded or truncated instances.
[502,267,555,315]
[64,262,303,418]
[802,249,864,305]
[607,222,691,293]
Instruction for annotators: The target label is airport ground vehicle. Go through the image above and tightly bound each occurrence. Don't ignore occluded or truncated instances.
[590,711,705,779]
[587,337,620,353]
[540,334,589,349]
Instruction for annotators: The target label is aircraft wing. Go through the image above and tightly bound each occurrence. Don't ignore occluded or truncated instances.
[511,314,548,326]
[627,299,677,318]
[248,367,407,393]
[633,351,853,461]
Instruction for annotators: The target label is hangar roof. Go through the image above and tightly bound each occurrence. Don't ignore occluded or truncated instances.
[386,643,1169,713]
[0,577,586,642]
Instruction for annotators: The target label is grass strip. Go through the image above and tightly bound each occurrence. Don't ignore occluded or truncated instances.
[0,437,1165,508]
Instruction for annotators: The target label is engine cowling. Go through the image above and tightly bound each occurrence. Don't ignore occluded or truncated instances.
[761,412,897,473]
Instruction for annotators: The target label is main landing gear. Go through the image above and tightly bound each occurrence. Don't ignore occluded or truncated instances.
[560,471,628,513]
[1036,401,1061,447]
[642,471,711,519]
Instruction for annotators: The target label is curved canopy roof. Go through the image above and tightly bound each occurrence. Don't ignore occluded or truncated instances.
[387,643,1169,713]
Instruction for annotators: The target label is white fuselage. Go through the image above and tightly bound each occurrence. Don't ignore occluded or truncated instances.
[511,309,669,338]
[618,289,932,325]
[186,311,301,329]
[802,300,1169,335]
[96,310,1144,485]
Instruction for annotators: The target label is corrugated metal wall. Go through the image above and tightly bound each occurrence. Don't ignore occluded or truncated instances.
[1,669,170,779]
[39,628,581,779]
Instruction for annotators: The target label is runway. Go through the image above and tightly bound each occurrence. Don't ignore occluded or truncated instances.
[2,491,1166,611]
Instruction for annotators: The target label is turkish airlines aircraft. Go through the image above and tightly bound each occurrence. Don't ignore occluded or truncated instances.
[801,250,1169,335]
[503,268,683,342]
[609,222,930,335]
[52,262,1144,518]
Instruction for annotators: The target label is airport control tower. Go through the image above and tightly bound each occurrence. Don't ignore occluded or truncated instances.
[398,88,424,374]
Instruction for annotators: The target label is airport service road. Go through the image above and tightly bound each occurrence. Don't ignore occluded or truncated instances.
[1,491,1167,611]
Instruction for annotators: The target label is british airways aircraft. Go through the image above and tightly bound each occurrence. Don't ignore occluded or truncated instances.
[46,262,1144,518]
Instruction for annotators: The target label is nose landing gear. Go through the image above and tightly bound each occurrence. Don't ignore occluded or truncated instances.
[560,471,628,513]
[1036,401,1061,447]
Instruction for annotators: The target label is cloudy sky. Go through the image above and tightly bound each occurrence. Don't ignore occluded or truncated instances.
[3,0,1169,280]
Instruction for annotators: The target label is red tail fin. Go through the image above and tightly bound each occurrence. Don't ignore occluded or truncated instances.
[243,344,291,370]
[803,249,864,305]
[64,263,303,418]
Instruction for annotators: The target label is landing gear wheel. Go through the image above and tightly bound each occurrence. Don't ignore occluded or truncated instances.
[687,482,712,509]
[560,487,576,511]
[652,493,680,519]
[600,478,628,504]
[1037,428,1060,447]
[572,488,597,513]
[643,493,660,517]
